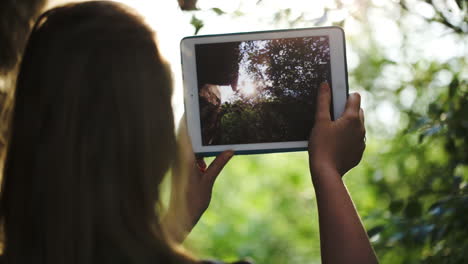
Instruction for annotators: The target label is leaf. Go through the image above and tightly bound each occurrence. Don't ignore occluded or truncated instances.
[422,124,442,137]
[428,202,444,217]
[190,15,204,35]
[211,7,225,15]
[367,225,385,239]
[409,116,430,132]
[419,124,442,143]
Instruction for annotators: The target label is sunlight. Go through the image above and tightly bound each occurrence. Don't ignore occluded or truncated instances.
[219,85,235,103]
[239,80,257,97]
[236,60,259,98]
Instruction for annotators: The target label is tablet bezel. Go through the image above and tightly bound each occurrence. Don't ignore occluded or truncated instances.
[181,26,348,156]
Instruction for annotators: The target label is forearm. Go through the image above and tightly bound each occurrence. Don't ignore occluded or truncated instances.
[312,167,378,264]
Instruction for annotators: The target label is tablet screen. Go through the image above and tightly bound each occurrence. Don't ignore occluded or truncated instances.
[195,36,332,146]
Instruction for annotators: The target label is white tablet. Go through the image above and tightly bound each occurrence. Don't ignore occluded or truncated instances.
[181,27,348,156]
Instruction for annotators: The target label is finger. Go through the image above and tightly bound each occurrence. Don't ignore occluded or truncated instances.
[359,108,365,124]
[315,82,331,122]
[205,150,234,183]
[343,92,361,117]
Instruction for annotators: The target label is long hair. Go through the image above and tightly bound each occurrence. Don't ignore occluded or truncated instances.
[0,2,190,263]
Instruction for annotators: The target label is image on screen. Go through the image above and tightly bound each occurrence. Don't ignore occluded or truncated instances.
[195,36,332,146]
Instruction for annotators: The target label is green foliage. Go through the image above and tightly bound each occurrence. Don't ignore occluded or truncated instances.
[366,70,468,263]
[185,153,322,264]
[218,97,312,144]
[190,15,204,35]
[211,8,226,16]
[243,37,330,100]
[353,0,468,261]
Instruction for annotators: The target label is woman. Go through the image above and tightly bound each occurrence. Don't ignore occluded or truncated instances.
[0,1,378,264]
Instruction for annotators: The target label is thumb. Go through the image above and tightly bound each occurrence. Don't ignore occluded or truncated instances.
[205,150,234,183]
[315,82,331,122]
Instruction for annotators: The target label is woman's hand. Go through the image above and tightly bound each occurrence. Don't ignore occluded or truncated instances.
[184,151,234,228]
[164,116,233,243]
[309,82,366,178]
[308,83,378,264]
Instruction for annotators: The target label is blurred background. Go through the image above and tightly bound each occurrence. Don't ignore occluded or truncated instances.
[0,0,467,263]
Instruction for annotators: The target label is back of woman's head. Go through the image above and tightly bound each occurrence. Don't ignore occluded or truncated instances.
[0,1,183,263]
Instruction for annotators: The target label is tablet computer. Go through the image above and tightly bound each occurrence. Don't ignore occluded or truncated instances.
[181,26,348,156]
